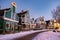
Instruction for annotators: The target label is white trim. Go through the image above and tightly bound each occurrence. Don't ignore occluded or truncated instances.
[4,17,18,23]
[4,10,6,18]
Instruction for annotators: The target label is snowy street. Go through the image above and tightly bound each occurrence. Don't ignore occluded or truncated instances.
[0,30,60,40]
[32,31,60,40]
[0,30,48,40]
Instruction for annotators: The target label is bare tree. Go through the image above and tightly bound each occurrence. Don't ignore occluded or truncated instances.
[52,6,60,23]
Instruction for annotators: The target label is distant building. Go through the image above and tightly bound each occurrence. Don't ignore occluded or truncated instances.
[35,18,40,28]
[45,20,50,29]
[30,18,36,29]
[39,16,46,29]
[18,10,30,30]
[54,20,60,30]
[46,20,54,29]
[49,20,54,29]
[0,2,19,33]
[35,16,46,29]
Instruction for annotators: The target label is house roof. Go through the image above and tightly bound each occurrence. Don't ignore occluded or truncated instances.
[17,10,28,17]
[0,8,10,11]
[0,8,10,16]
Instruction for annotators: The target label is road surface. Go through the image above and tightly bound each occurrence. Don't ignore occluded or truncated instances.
[0,30,47,40]
[32,31,60,40]
[0,30,60,40]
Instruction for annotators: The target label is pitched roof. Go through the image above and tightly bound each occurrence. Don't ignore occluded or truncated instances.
[17,10,28,17]
[0,8,10,16]
[0,8,10,11]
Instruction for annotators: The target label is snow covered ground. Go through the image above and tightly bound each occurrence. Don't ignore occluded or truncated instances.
[32,31,60,40]
[0,30,48,40]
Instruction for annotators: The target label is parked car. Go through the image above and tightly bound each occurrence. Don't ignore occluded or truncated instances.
[53,29,60,32]
[53,27,59,32]
[57,29,60,32]
[53,29,57,32]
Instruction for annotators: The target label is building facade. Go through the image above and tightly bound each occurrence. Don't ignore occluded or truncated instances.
[54,20,60,30]
[0,2,19,33]
[18,10,30,31]
[46,19,54,29]
[39,16,46,29]
[35,16,46,29]
[30,18,36,29]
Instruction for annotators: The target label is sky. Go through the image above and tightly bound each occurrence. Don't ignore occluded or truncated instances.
[0,0,60,20]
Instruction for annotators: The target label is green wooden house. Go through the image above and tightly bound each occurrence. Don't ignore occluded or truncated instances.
[0,2,19,34]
